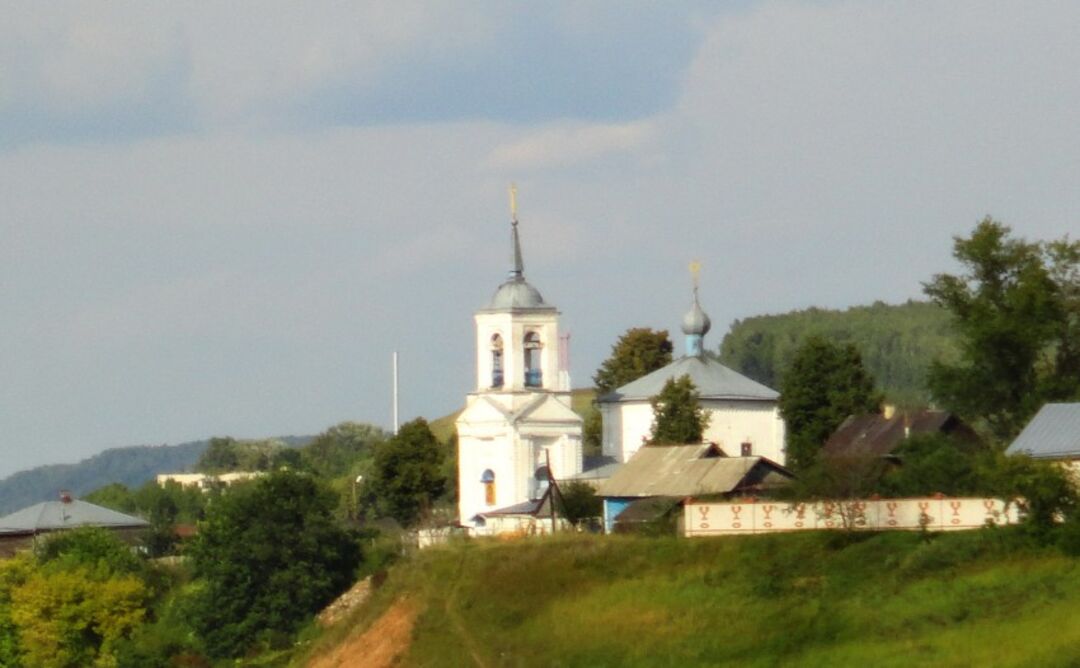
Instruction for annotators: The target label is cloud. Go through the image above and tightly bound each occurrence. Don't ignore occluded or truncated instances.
[485,121,656,170]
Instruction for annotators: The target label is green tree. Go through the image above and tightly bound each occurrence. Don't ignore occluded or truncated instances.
[880,434,988,497]
[187,470,358,658]
[648,375,710,444]
[556,481,602,527]
[301,422,385,478]
[366,418,446,526]
[924,218,1080,441]
[779,336,882,471]
[593,328,674,395]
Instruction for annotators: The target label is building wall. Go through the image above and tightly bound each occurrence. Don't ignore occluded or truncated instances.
[601,399,786,465]
[474,311,560,393]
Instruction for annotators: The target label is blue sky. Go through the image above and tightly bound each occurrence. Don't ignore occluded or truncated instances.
[3,1,1080,477]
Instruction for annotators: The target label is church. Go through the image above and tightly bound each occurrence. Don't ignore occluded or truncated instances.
[456,195,786,533]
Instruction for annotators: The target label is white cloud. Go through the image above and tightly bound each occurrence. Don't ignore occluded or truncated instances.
[485,121,656,170]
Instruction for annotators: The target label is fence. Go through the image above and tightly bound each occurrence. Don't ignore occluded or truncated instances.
[683,497,1020,537]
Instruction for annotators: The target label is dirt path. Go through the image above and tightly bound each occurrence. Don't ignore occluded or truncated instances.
[307,598,418,668]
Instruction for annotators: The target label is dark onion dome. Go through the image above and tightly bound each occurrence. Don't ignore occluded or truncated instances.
[681,292,712,337]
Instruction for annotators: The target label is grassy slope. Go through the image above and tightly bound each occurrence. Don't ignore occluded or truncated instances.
[306,529,1080,667]
[428,388,597,444]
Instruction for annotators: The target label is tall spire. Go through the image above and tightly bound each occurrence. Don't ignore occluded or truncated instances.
[509,183,524,281]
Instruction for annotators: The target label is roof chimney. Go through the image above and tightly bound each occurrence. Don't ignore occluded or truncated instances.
[59,490,73,504]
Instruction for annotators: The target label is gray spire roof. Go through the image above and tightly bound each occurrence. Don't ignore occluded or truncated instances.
[481,216,555,312]
[0,498,149,534]
[598,355,779,403]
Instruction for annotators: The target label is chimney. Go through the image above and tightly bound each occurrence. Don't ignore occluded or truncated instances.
[59,490,73,504]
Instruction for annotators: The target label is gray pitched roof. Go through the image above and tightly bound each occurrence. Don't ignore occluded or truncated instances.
[0,499,149,534]
[597,444,793,498]
[1007,403,1080,459]
[598,355,779,403]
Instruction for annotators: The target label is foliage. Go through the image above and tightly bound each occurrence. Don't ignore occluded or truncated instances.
[0,528,156,667]
[366,418,446,527]
[719,300,957,406]
[301,422,386,479]
[582,404,603,453]
[880,434,989,497]
[778,336,882,471]
[924,218,1080,442]
[977,453,1077,532]
[782,455,891,504]
[187,470,359,658]
[303,530,1080,667]
[593,328,673,395]
[556,481,602,526]
[648,375,710,444]
[195,437,296,474]
[86,480,210,557]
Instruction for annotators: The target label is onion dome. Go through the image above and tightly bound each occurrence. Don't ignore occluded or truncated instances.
[681,290,712,337]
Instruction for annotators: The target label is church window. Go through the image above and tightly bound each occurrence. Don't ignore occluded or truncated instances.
[524,332,542,387]
[481,469,496,505]
[741,442,753,456]
[491,334,504,388]
[532,465,551,500]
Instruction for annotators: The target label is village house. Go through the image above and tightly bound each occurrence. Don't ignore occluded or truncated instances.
[0,491,149,558]
[597,443,793,533]
[821,407,979,461]
[1006,403,1080,478]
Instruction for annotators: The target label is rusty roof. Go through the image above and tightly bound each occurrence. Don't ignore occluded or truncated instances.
[821,410,962,458]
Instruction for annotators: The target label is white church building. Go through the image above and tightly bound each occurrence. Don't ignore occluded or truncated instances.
[598,283,787,466]
[455,198,786,534]
[455,208,584,533]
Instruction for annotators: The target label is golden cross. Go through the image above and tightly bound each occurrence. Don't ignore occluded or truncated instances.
[689,259,701,288]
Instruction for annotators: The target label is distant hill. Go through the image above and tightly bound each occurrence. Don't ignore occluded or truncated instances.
[0,435,313,515]
[718,300,958,406]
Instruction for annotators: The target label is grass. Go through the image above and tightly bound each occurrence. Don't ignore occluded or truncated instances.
[300,527,1080,667]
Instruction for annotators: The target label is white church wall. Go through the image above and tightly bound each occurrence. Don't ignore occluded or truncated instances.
[602,399,786,466]
[474,312,560,393]
[457,431,522,525]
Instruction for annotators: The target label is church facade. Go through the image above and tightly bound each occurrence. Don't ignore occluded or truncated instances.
[598,284,787,466]
[455,209,583,532]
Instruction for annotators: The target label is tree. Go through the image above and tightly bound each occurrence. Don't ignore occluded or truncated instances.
[779,336,881,471]
[924,218,1080,442]
[593,328,674,395]
[880,434,989,497]
[648,375,710,444]
[366,418,446,526]
[301,422,385,478]
[556,481,602,527]
[187,470,358,658]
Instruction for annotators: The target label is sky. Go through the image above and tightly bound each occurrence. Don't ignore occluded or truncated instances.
[3,1,1080,478]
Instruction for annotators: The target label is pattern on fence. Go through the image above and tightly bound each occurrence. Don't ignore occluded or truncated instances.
[684,497,1020,537]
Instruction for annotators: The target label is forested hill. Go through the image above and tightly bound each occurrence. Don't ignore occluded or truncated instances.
[0,435,312,515]
[718,300,957,406]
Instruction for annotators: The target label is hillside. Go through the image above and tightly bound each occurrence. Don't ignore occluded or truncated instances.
[305,529,1080,667]
[719,300,958,406]
[0,435,313,515]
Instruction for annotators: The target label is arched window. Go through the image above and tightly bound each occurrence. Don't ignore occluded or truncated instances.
[524,331,542,387]
[490,334,504,388]
[532,465,551,500]
[481,469,496,506]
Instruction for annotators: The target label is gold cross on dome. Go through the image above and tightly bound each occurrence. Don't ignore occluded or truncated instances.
[689,259,701,288]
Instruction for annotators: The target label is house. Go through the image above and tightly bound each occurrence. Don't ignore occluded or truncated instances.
[596,443,794,532]
[1006,403,1080,476]
[821,407,979,460]
[156,471,265,490]
[597,278,786,466]
[0,491,149,557]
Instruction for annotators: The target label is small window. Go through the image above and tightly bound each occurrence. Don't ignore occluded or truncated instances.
[741,442,753,457]
[481,469,496,505]
[490,334,504,388]
[532,466,550,500]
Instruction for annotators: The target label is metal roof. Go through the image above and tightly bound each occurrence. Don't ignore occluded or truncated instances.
[0,499,149,534]
[597,444,793,498]
[1007,403,1080,459]
[598,355,779,403]
[482,277,555,312]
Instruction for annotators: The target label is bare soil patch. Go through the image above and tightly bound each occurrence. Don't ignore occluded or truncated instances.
[307,598,417,668]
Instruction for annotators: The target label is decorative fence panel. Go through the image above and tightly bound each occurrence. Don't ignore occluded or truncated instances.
[683,497,1020,537]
